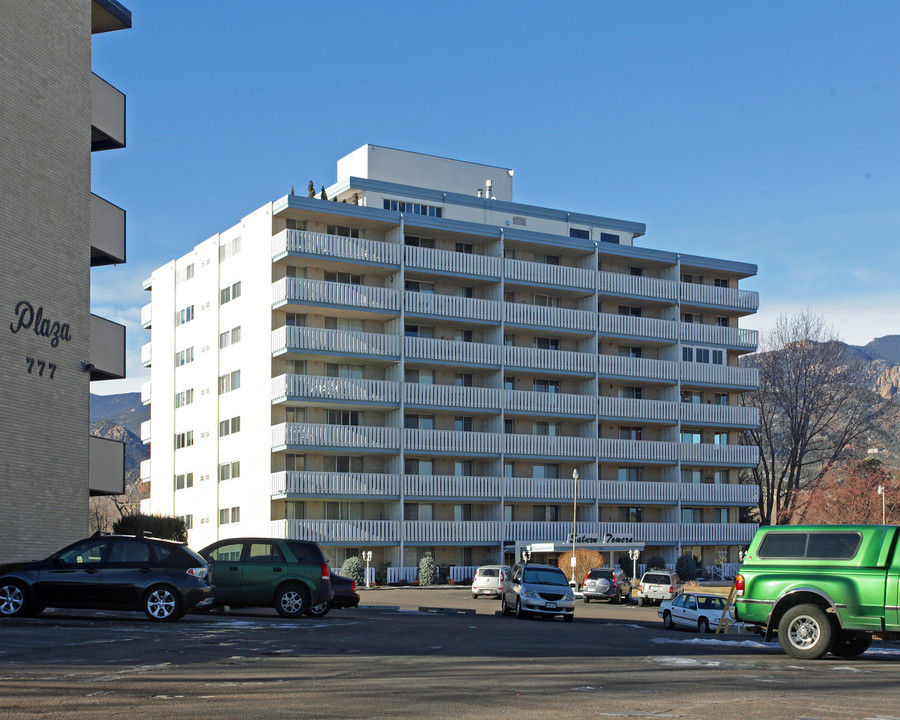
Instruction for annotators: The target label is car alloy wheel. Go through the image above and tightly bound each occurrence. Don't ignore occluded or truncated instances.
[144,585,181,621]
[0,582,26,617]
[663,611,675,630]
[306,600,330,618]
[275,585,309,618]
[515,598,526,619]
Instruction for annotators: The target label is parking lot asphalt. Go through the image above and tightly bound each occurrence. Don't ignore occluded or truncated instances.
[2,588,900,720]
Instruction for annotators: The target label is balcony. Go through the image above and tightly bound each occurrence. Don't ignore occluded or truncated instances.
[680,283,760,313]
[141,341,152,367]
[272,374,400,405]
[89,435,124,496]
[505,345,594,373]
[506,389,595,416]
[597,480,758,506]
[405,336,502,366]
[678,403,758,427]
[598,522,758,545]
[680,323,758,350]
[596,354,677,382]
[273,229,401,265]
[679,482,759,505]
[273,423,400,451]
[89,314,125,381]
[405,292,501,323]
[91,73,125,151]
[598,439,679,463]
[274,278,400,314]
[679,443,758,467]
[504,434,597,459]
[140,420,151,444]
[273,326,400,359]
[680,362,758,389]
[140,302,152,329]
[275,519,400,544]
[597,397,677,423]
[505,259,593,289]
[597,272,677,302]
[407,245,501,278]
[140,381,151,405]
[272,471,400,498]
[90,193,125,266]
[92,0,132,34]
[140,459,151,481]
[505,303,595,333]
[405,475,508,499]
[597,313,678,342]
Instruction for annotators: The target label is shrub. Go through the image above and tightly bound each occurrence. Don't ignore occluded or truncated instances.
[675,553,700,581]
[645,554,667,571]
[418,556,438,586]
[556,549,605,585]
[618,554,638,579]
[341,556,365,585]
[112,514,187,542]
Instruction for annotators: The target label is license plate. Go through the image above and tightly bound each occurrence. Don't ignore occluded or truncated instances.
[546,602,557,609]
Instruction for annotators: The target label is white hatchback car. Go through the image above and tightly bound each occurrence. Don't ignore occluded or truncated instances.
[500,563,575,622]
[471,565,509,599]
[658,591,730,634]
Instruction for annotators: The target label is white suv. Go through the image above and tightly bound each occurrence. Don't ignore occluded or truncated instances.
[500,563,575,622]
[471,565,509,599]
[636,570,681,606]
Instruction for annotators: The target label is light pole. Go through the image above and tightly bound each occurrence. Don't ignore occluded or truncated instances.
[362,550,373,588]
[628,548,640,582]
[571,469,579,583]
[878,486,886,525]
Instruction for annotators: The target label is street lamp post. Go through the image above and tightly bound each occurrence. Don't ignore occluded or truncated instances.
[362,550,373,588]
[571,469,579,583]
[628,548,640,583]
[878,486,886,525]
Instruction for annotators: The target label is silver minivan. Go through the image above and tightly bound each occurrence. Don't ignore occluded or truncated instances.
[471,565,509,599]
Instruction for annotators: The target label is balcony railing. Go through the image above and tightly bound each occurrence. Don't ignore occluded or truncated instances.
[272,374,400,405]
[598,522,758,544]
[680,283,760,312]
[406,245,501,277]
[405,428,503,454]
[275,519,400,543]
[679,443,759,467]
[273,229,401,265]
[680,323,758,349]
[505,259,594,289]
[596,355,678,382]
[140,420,151,444]
[404,475,506,498]
[678,403,758,427]
[273,423,400,450]
[597,397,677,423]
[404,291,501,321]
[141,342,152,367]
[275,278,400,312]
[140,381,151,405]
[679,482,759,505]
[139,459,151,481]
[505,303,595,332]
[597,439,679,463]
[598,314,678,342]
[272,471,400,497]
[680,362,758,388]
[598,272,677,302]
[505,345,594,373]
[273,326,401,358]
[140,303,152,329]
[405,336,502,365]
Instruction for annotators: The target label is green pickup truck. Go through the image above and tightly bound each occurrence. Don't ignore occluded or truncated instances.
[735,524,900,659]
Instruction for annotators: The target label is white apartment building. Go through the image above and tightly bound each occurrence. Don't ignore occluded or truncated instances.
[142,145,760,579]
[0,1,130,562]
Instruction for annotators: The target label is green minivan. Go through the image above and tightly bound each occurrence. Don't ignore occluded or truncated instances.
[199,537,332,618]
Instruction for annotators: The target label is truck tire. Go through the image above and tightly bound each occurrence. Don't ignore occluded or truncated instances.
[778,604,834,659]
[829,631,872,658]
[637,597,644,607]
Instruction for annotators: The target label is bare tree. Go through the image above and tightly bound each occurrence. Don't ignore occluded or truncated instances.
[795,459,898,525]
[740,311,893,525]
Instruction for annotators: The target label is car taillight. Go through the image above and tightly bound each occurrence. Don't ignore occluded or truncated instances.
[186,567,208,579]
[735,574,744,597]
[350,580,356,592]
[320,564,329,581]
[668,586,674,593]
[638,584,643,592]
[612,577,617,587]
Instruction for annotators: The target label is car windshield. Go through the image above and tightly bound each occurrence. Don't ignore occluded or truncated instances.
[479,568,498,577]
[523,568,568,586]
[588,570,612,579]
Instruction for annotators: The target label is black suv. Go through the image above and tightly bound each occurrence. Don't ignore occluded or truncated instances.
[0,534,214,621]
[199,538,332,618]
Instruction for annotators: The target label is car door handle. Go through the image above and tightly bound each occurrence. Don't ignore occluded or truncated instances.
[272,567,282,572]
[139,568,152,574]
[85,568,98,575]
[228,566,239,571]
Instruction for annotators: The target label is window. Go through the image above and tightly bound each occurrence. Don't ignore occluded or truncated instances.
[455,416,473,432]
[177,515,193,531]
[504,462,515,478]
[455,373,473,387]
[503,248,515,260]
[569,228,589,239]
[714,393,729,406]
[504,376,515,390]
[219,281,241,305]
[286,359,306,375]
[219,236,241,262]
[404,414,434,430]
[455,286,474,298]
[218,370,240,394]
[324,316,363,332]
[681,312,694,324]
[682,469,702,484]
[713,432,728,445]
[328,409,360,426]
[533,379,559,394]
[682,346,724,365]
[618,507,643,523]
[532,464,559,479]
[534,294,560,307]
[285,407,306,423]
[287,313,308,327]
[326,225,360,238]
[324,271,362,285]
[712,350,724,364]
[682,390,701,404]
[682,507,703,523]
[454,504,473,522]
[406,368,435,384]
[185,264,194,281]
[681,429,702,444]
[404,458,434,475]
[681,273,699,284]
[715,508,729,523]
[618,467,643,483]
[533,421,560,436]
[246,543,285,563]
[175,389,194,408]
[326,363,364,379]
[219,507,241,525]
[600,232,619,244]
[716,316,729,327]
[758,531,862,560]
[219,416,241,437]
[618,345,642,358]
[174,472,193,490]
[713,470,729,484]
[504,419,515,434]
[174,432,194,450]
[504,333,515,346]
[714,278,729,288]
[534,337,560,351]
[618,305,642,317]
[540,254,560,265]
[404,502,434,521]
[286,454,307,471]
[218,461,240,481]
[405,324,434,338]
[533,505,559,522]
[384,199,443,217]
[455,243,473,254]
[629,267,643,277]
[175,347,195,367]
[285,265,306,278]
[404,235,435,248]
[324,455,363,473]
[618,426,642,441]
[176,305,194,325]
[219,325,242,348]
[405,280,435,293]
[504,291,515,303]
[455,329,473,342]
[621,386,643,399]
[454,460,473,476]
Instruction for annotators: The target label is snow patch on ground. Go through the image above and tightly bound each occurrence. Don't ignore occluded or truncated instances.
[651,636,772,649]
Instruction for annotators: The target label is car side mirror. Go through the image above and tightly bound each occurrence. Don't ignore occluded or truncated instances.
[53,556,65,568]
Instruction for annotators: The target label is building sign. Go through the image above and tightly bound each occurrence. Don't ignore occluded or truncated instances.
[9,300,72,347]
[566,532,635,544]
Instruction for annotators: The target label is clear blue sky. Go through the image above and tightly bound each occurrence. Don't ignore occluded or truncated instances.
[90,0,900,394]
